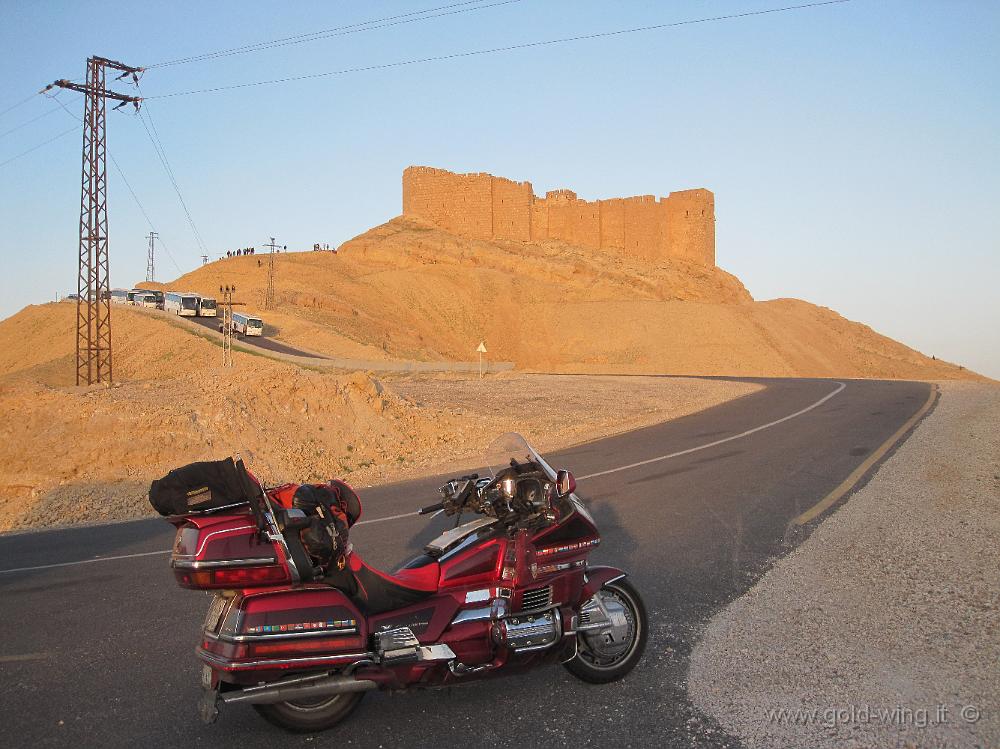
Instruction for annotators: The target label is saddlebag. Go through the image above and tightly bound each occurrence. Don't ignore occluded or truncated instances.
[149,458,248,516]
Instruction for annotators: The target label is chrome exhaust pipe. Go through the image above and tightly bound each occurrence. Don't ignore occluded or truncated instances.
[219,674,378,705]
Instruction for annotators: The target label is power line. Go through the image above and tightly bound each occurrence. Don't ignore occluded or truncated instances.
[134,94,209,257]
[0,92,39,120]
[110,151,184,275]
[145,1,853,100]
[0,105,62,140]
[0,125,78,169]
[146,0,523,69]
[47,92,186,276]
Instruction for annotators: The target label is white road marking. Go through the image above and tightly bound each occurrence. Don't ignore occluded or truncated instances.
[0,510,435,575]
[356,510,421,526]
[0,549,171,576]
[0,382,846,576]
[0,652,52,663]
[575,381,847,481]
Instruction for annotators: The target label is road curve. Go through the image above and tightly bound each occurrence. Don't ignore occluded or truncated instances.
[185,314,329,359]
[0,377,934,748]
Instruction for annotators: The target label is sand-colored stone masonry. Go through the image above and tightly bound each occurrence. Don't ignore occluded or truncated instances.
[402,166,715,266]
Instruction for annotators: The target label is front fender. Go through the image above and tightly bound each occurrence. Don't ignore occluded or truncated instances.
[580,565,627,602]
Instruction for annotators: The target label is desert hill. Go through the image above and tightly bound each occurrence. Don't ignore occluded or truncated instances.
[158,216,973,379]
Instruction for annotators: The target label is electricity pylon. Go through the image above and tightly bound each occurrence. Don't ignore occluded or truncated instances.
[42,57,142,385]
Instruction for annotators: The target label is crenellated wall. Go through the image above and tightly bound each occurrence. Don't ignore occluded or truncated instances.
[401,166,715,266]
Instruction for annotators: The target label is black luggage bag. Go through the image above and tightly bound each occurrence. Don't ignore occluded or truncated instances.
[149,457,249,516]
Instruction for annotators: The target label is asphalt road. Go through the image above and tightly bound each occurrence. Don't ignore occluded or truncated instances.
[186,315,328,359]
[0,377,934,748]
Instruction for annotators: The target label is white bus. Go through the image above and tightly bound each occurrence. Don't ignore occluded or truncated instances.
[196,296,218,317]
[110,289,131,305]
[164,291,200,317]
[232,312,264,336]
[145,289,165,309]
[131,290,158,308]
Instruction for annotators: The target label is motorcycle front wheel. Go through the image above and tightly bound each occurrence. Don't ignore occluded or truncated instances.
[564,577,647,684]
[253,690,364,733]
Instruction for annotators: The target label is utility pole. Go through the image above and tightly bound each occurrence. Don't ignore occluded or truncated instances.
[42,57,142,386]
[146,231,158,282]
[218,285,245,368]
[200,254,209,265]
[220,285,234,367]
[263,236,284,311]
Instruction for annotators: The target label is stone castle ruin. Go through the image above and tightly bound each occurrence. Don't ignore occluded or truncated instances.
[402,166,715,266]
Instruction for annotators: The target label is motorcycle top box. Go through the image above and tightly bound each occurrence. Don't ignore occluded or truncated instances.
[170,511,293,589]
[152,434,647,734]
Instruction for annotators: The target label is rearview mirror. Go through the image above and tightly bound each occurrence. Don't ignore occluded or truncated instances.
[556,470,576,497]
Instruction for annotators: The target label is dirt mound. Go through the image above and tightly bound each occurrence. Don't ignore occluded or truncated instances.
[156,217,977,379]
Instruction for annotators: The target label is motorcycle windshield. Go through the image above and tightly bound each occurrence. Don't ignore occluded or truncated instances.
[483,433,597,526]
[483,433,555,481]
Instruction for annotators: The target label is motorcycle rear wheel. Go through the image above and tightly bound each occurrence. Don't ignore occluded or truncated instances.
[564,578,647,684]
[253,690,364,733]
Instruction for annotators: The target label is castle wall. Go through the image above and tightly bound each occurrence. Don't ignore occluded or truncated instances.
[401,166,715,266]
[598,199,625,251]
[491,176,532,241]
[402,167,493,240]
[663,189,715,266]
[622,196,663,261]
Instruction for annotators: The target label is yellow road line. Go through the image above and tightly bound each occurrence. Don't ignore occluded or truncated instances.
[793,383,939,525]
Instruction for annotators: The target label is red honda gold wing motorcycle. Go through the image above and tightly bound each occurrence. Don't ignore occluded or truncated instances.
[159,433,647,733]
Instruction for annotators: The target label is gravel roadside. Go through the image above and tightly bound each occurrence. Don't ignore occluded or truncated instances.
[688,381,1000,749]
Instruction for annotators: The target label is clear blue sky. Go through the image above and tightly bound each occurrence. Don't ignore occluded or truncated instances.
[1,0,997,377]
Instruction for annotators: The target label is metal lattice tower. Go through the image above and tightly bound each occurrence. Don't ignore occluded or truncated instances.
[146,231,158,282]
[263,237,280,310]
[43,57,142,385]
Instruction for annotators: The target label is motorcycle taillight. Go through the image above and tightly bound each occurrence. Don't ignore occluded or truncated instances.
[247,636,364,658]
[213,566,290,586]
[174,564,290,589]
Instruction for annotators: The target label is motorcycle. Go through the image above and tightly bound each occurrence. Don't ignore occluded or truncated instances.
[162,433,647,733]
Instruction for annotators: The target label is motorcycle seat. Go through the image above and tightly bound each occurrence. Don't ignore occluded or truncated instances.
[343,552,439,615]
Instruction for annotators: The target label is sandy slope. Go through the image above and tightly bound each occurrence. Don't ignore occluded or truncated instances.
[0,303,759,531]
[155,217,976,379]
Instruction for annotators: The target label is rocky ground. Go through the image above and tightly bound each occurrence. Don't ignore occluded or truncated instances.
[688,382,1000,749]
[0,305,760,531]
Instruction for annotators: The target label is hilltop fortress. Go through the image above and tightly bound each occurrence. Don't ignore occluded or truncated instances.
[402,166,715,266]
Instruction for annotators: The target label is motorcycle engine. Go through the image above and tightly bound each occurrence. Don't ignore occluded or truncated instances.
[491,610,559,651]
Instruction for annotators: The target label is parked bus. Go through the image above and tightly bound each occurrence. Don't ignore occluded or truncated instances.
[131,290,158,308]
[164,291,200,317]
[110,289,131,305]
[231,312,264,337]
[196,295,217,317]
[144,290,165,309]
